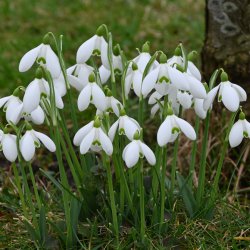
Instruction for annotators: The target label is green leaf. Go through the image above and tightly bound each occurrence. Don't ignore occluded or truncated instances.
[177,172,197,217]
[39,206,48,245]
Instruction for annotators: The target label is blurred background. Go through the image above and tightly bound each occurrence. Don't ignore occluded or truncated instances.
[0,0,204,91]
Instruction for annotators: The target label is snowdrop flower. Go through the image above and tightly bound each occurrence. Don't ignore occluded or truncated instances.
[73,117,113,155]
[23,77,64,114]
[177,91,193,109]
[132,42,157,73]
[157,107,196,146]
[204,72,247,112]
[20,127,56,161]
[19,34,60,78]
[229,111,250,148]
[168,66,206,99]
[124,62,143,98]
[0,130,18,162]
[100,43,123,74]
[148,91,163,118]
[0,93,23,124]
[108,109,141,141]
[122,131,156,168]
[104,89,123,117]
[167,49,201,81]
[76,25,108,64]
[77,73,106,111]
[67,63,94,91]
[194,98,207,119]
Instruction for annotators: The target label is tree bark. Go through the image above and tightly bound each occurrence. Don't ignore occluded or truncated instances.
[202,0,250,109]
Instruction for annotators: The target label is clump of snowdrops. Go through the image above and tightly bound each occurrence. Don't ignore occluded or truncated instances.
[0,24,249,248]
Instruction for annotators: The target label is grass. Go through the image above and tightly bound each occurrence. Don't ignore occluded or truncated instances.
[0,0,249,249]
[0,0,205,91]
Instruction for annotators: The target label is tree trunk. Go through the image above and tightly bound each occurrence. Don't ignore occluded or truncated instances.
[202,0,250,109]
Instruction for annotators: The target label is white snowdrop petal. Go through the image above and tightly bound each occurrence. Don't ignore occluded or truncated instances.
[46,46,61,78]
[123,117,140,141]
[30,106,45,125]
[111,98,122,117]
[108,120,119,142]
[80,128,95,154]
[203,85,220,111]
[194,98,207,119]
[221,84,239,112]
[175,116,196,140]
[132,71,143,97]
[23,79,41,113]
[243,120,250,137]
[19,45,41,72]
[92,83,106,111]
[177,91,192,109]
[186,74,206,99]
[157,117,172,146]
[0,96,11,108]
[6,101,23,125]
[20,132,35,161]
[148,91,163,105]
[99,129,113,155]
[73,121,94,146]
[168,67,189,91]
[229,120,243,147]
[141,67,159,97]
[232,84,247,102]
[187,61,201,81]
[100,41,109,69]
[140,142,156,165]
[53,75,67,97]
[2,135,18,162]
[67,74,85,91]
[135,53,151,72]
[124,141,140,168]
[151,103,160,118]
[54,91,64,109]
[99,65,111,84]
[124,73,133,98]
[77,85,91,111]
[34,131,56,152]
[76,35,96,63]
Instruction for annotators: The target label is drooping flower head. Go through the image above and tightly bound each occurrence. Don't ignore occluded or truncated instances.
[122,131,156,168]
[19,34,61,78]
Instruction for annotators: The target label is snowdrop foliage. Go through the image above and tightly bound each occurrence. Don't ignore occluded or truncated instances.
[1,25,250,245]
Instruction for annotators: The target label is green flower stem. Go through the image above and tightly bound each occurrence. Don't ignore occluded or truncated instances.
[28,162,41,209]
[159,146,167,231]
[209,112,237,205]
[170,136,179,206]
[151,145,161,199]
[12,162,29,218]
[58,115,85,179]
[53,126,73,247]
[107,33,116,96]
[138,96,144,125]
[189,116,200,187]
[196,111,211,206]
[59,134,82,195]
[19,159,39,231]
[103,153,119,241]
[138,160,145,241]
